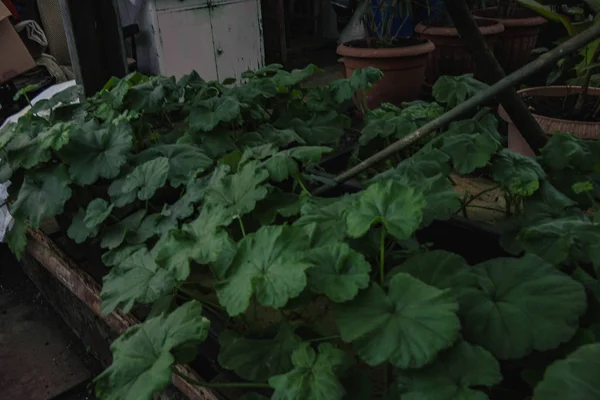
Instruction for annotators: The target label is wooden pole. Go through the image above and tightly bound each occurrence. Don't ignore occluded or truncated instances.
[444,0,548,152]
[313,20,600,195]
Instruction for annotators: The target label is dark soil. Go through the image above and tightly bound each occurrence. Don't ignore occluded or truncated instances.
[344,38,427,49]
[524,93,600,122]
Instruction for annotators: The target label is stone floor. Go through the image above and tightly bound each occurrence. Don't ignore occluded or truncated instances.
[0,246,98,400]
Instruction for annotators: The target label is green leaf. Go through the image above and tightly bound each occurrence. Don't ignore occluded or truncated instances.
[346,180,425,240]
[306,243,371,303]
[540,132,599,172]
[441,132,500,174]
[396,341,502,400]
[189,95,241,132]
[264,153,299,182]
[205,160,269,217]
[162,174,208,221]
[11,165,72,228]
[401,100,445,126]
[294,196,354,246]
[444,108,500,139]
[96,301,209,400]
[84,199,114,228]
[6,217,28,260]
[101,210,146,249]
[337,273,460,368]
[491,149,546,196]
[68,208,99,244]
[135,144,213,188]
[60,120,133,185]
[269,343,347,400]
[102,244,145,267]
[391,250,477,309]
[518,0,577,35]
[218,325,301,381]
[101,248,177,315]
[461,254,587,359]
[272,64,322,87]
[291,111,346,145]
[38,122,72,150]
[217,225,310,316]
[122,157,170,201]
[533,344,600,400]
[153,205,234,280]
[517,217,600,266]
[359,115,417,146]
[432,74,489,108]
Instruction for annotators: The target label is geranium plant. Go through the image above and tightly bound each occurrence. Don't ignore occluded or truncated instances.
[1,66,599,400]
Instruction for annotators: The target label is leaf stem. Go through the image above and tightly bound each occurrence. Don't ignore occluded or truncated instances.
[308,335,340,343]
[297,177,312,197]
[172,369,270,389]
[380,228,386,286]
[456,185,501,215]
[238,217,246,237]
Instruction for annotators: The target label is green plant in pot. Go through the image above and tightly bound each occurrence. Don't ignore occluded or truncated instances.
[337,0,436,111]
[498,0,600,156]
[414,3,505,85]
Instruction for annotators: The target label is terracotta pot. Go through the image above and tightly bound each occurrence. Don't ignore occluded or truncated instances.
[498,86,600,157]
[473,7,546,73]
[414,19,504,85]
[337,39,435,110]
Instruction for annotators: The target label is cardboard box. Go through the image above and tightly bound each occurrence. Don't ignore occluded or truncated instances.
[0,3,36,83]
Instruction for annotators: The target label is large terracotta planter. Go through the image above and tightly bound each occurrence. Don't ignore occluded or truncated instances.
[473,7,546,73]
[337,39,435,110]
[498,86,600,157]
[415,19,504,85]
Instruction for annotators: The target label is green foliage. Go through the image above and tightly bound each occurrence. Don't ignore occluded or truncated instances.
[432,74,490,108]
[337,273,460,368]
[5,69,600,400]
[268,343,348,400]
[533,344,600,400]
[95,301,209,399]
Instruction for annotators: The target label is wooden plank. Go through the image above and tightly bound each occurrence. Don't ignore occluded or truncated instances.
[25,228,220,400]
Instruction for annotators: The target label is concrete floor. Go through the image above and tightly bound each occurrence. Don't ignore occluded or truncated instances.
[0,246,98,400]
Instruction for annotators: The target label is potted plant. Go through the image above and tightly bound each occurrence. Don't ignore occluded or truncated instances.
[497,0,600,156]
[414,6,505,85]
[337,0,436,110]
[472,0,547,73]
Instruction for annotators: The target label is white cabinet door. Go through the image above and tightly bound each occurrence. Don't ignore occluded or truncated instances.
[155,6,218,80]
[210,0,264,80]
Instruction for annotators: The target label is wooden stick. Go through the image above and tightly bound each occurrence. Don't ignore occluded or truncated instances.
[313,20,600,195]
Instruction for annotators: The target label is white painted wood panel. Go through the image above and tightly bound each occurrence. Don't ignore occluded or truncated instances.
[155,6,218,80]
[210,0,264,80]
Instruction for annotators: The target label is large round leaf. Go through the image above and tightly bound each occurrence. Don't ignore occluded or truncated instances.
[218,325,301,382]
[336,273,460,368]
[396,340,502,400]
[306,243,371,303]
[461,254,587,359]
[533,343,600,400]
[391,250,478,309]
[346,180,425,240]
[491,148,546,196]
[216,225,311,316]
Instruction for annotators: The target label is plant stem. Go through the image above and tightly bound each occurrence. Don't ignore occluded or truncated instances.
[297,177,312,196]
[308,335,340,343]
[172,369,270,389]
[380,228,386,287]
[574,41,600,116]
[456,185,501,214]
[238,217,246,237]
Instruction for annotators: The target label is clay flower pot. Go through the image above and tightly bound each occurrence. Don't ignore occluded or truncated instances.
[498,86,600,157]
[473,7,546,73]
[415,19,504,85]
[337,39,435,110]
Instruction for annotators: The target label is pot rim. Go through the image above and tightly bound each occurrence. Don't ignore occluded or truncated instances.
[415,19,505,37]
[498,85,600,126]
[337,40,435,59]
[472,7,547,27]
